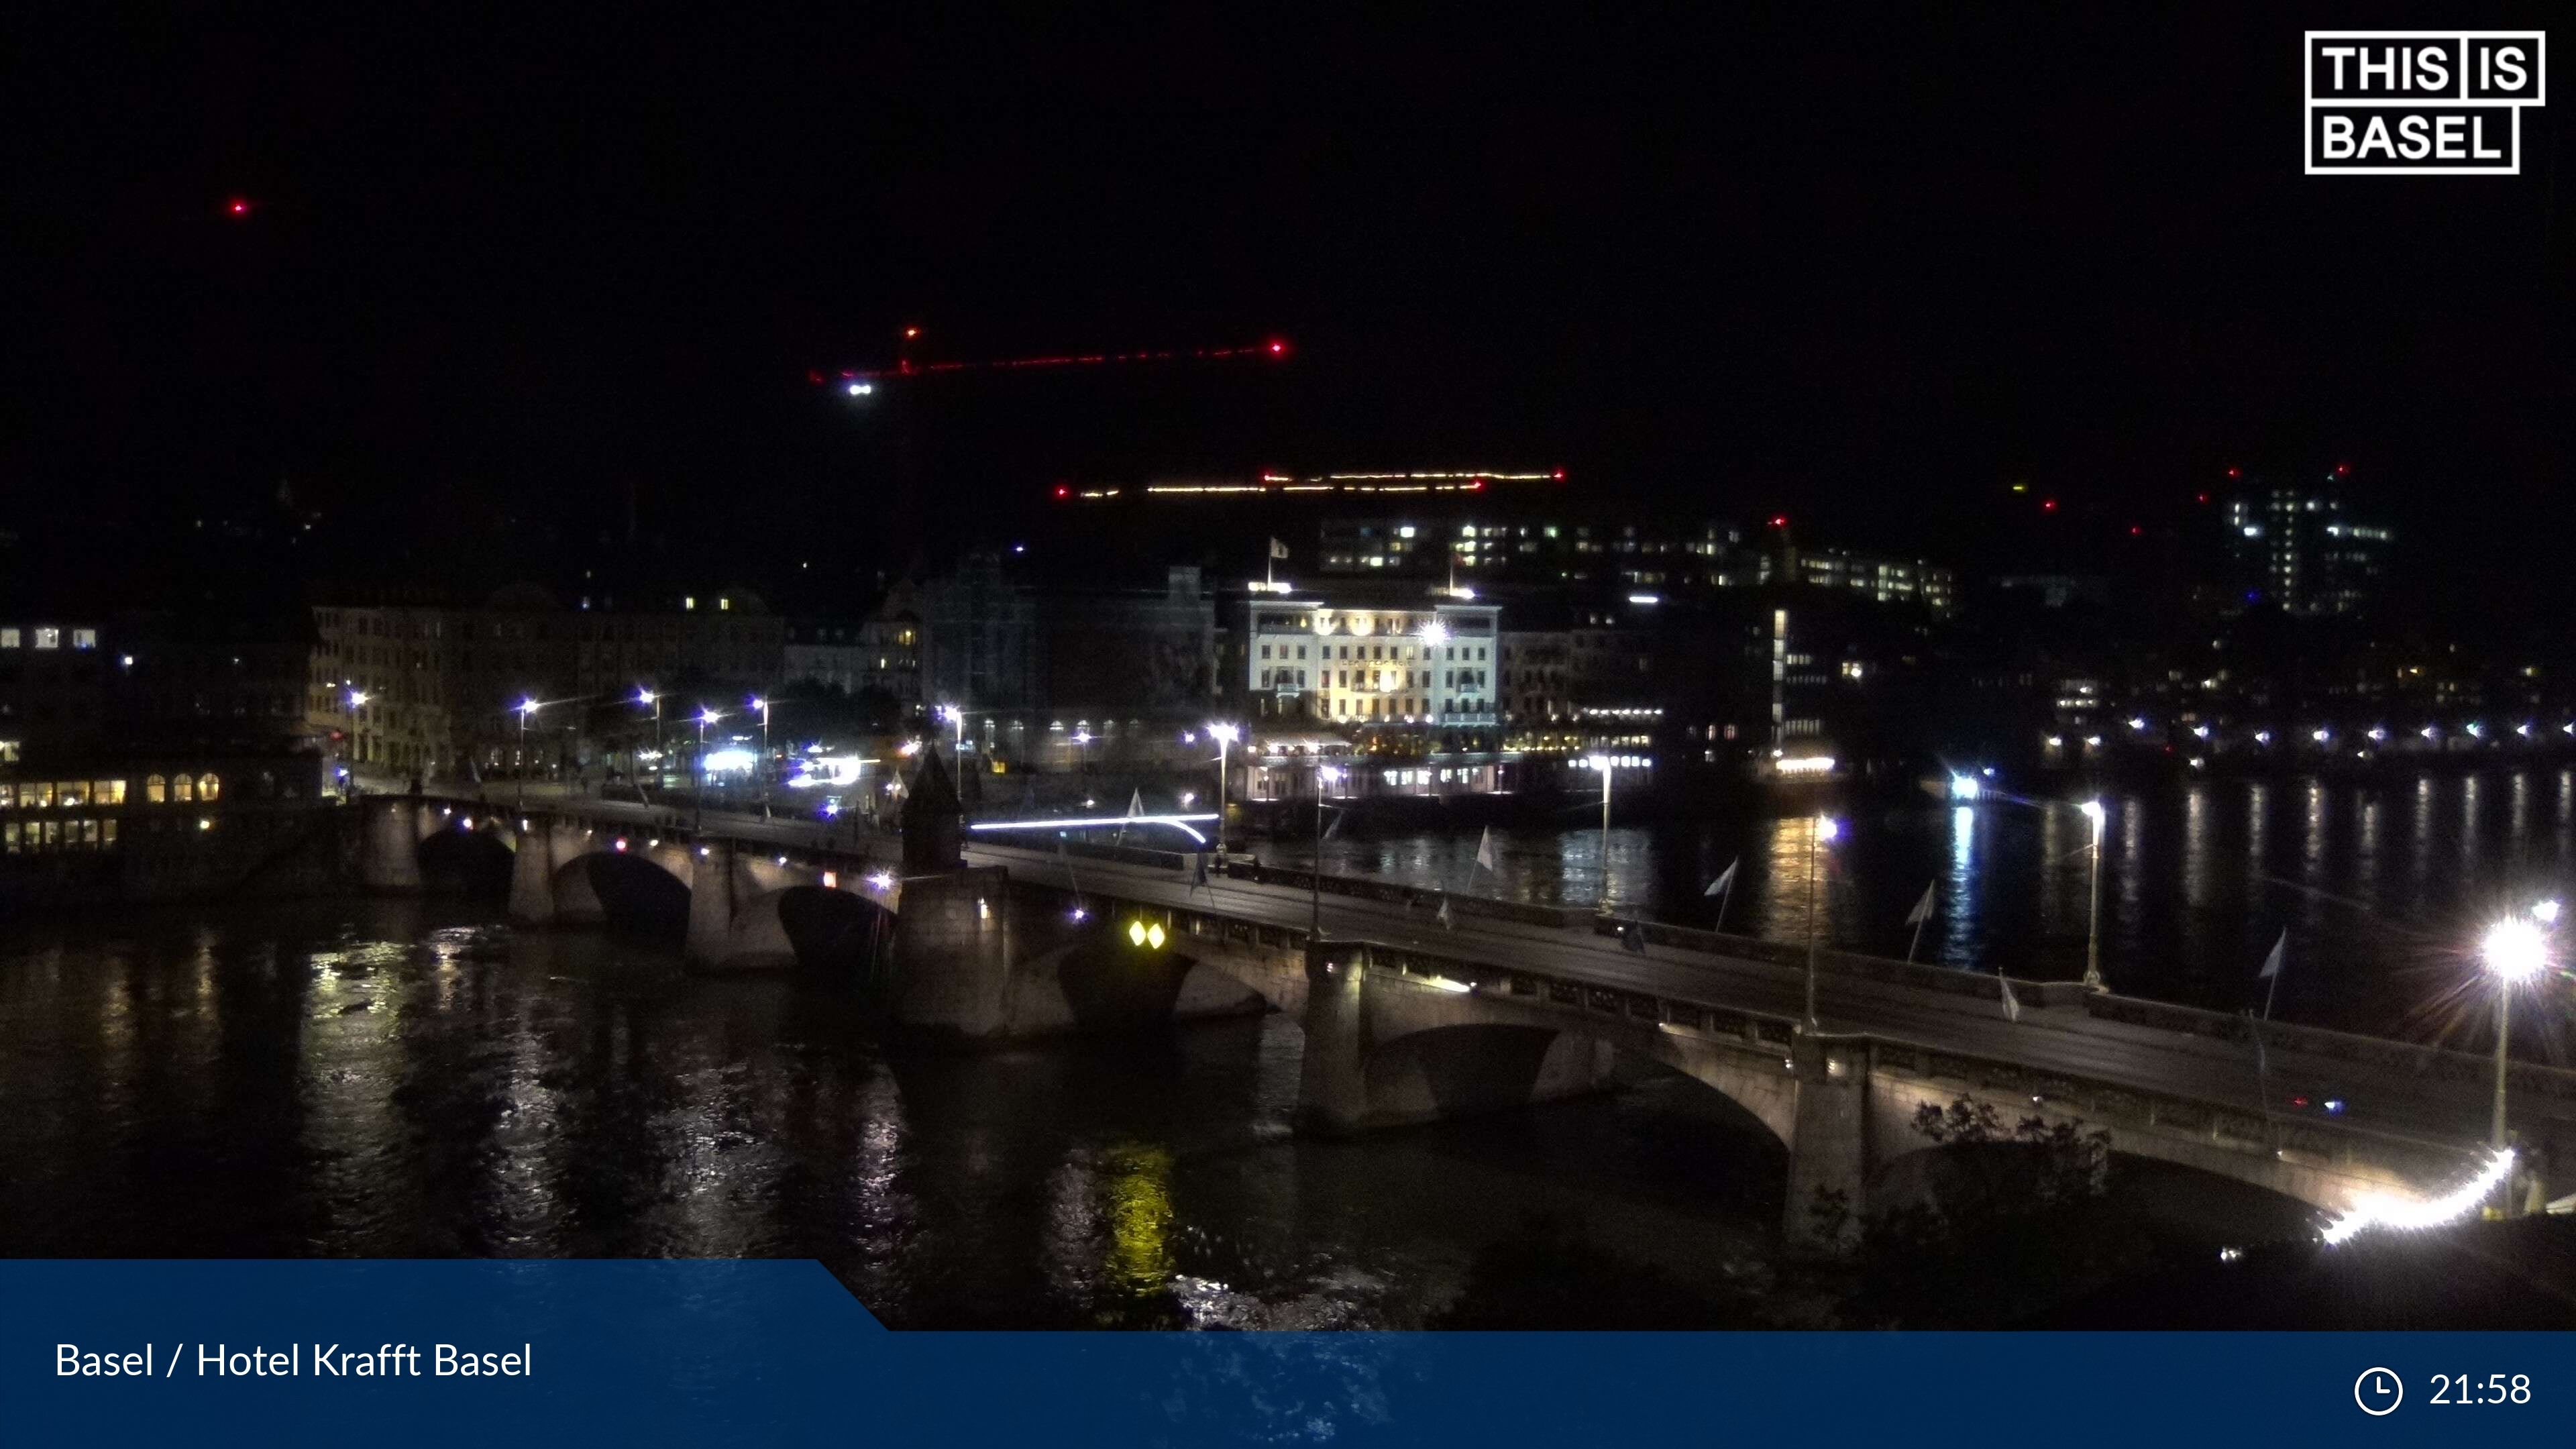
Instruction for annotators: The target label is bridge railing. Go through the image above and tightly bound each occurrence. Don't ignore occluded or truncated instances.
[1589,912,2098,1010]
[1215,859,1599,930]
[2081,992,2576,1107]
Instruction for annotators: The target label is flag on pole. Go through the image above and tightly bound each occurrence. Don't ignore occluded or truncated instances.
[1269,537,1291,560]
[1904,882,1936,926]
[1126,787,1144,819]
[2257,929,2286,980]
[1703,858,1738,898]
[1437,896,1454,930]
[1999,974,2023,1023]
[1474,826,1498,874]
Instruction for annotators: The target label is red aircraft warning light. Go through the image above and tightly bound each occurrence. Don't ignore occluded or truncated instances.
[1769,515,1788,529]
[2041,498,2058,512]
[225,197,253,217]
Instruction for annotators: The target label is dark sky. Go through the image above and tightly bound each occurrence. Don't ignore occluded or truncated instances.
[5,8,2567,612]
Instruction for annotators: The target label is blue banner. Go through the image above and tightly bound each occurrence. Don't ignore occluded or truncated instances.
[7,1260,2567,1445]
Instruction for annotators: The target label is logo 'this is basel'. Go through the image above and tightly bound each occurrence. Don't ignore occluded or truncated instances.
[2306,32,2546,174]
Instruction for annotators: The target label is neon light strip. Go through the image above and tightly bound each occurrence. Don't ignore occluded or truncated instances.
[969,814,1218,845]
[2320,1148,2514,1245]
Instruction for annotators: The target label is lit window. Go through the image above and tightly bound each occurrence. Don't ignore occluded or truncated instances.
[0,628,17,648]
[146,775,166,804]
[95,780,125,806]
[172,775,194,802]
[199,773,221,801]
[71,628,97,650]
[34,627,60,649]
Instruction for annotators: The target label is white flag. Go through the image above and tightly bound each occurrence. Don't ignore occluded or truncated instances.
[1269,537,1291,560]
[2257,929,2286,981]
[1126,788,1144,819]
[2000,974,2023,1023]
[1474,826,1498,873]
[1437,896,1454,930]
[1703,857,1738,898]
[1904,881,1936,926]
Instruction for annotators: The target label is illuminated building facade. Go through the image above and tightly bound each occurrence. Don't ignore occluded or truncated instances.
[1238,592,1499,729]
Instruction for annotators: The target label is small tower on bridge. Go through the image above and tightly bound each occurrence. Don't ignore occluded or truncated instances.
[902,747,963,874]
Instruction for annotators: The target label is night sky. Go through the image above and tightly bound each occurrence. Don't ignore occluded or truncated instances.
[5,9,2567,619]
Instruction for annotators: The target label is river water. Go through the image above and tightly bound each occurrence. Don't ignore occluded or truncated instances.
[1273,767,2576,1050]
[2,767,2561,1326]
[0,899,1783,1328]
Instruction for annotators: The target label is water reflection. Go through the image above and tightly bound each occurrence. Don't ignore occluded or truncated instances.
[1287,767,2576,1031]
[0,900,1785,1328]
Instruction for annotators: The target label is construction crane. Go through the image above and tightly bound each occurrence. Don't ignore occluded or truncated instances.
[808,326,1291,394]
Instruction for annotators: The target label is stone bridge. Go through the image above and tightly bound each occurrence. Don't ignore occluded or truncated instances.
[350,791,2571,1249]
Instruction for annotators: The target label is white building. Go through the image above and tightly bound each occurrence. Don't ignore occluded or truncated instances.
[1241,594,1499,727]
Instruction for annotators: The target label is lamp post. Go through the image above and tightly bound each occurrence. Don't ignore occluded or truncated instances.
[637,688,661,793]
[695,706,720,830]
[345,686,370,798]
[2080,798,2108,991]
[1805,814,1840,1028]
[1208,721,1239,853]
[1588,753,1615,914]
[1310,761,1341,939]
[751,696,771,817]
[2482,912,2551,1214]
[515,699,539,807]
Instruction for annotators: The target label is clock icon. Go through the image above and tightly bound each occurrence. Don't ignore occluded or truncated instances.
[2355,1367,2404,1416]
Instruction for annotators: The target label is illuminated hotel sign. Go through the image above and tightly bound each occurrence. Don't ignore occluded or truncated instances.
[1058,469,1567,500]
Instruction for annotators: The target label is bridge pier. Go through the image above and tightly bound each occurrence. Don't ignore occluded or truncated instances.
[1293,941,1615,1137]
[1782,1034,1870,1252]
[506,816,557,926]
[360,798,426,893]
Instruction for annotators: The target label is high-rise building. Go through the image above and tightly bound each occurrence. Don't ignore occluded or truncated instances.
[2219,477,2393,616]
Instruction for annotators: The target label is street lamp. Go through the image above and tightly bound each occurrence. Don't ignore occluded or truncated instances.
[1311,761,1343,938]
[750,696,771,817]
[2482,913,2550,1212]
[1588,753,1615,913]
[695,706,721,829]
[637,688,662,793]
[1806,814,1841,1028]
[1208,721,1240,852]
[515,699,539,806]
[2080,798,2107,991]
[345,686,370,797]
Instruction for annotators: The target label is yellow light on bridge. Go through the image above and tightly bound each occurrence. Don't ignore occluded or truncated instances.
[1127,918,1167,949]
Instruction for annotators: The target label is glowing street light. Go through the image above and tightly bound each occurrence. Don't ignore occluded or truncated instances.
[1589,753,1619,913]
[515,698,540,806]
[1208,721,1240,853]
[2080,798,2107,991]
[1948,773,1982,802]
[750,696,772,816]
[1805,813,1841,1027]
[343,686,371,797]
[694,706,721,829]
[637,688,663,792]
[1309,762,1346,937]
[2483,914,2551,1210]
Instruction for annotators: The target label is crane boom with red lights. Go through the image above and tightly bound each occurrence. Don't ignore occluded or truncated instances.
[812,329,1291,391]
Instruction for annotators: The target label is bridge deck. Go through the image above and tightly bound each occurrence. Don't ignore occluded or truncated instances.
[464,794,2575,1171]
